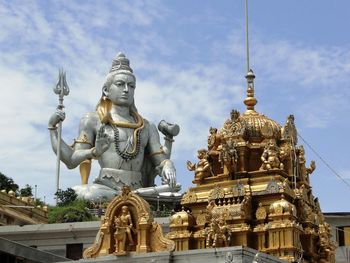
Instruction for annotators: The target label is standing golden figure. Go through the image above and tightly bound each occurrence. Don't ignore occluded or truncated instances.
[114,206,134,254]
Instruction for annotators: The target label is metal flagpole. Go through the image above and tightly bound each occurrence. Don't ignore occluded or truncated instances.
[53,69,70,205]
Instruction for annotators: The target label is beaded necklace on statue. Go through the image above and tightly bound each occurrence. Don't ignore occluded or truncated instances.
[108,111,144,161]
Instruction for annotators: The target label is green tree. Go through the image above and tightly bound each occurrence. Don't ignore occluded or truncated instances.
[48,199,97,223]
[0,172,19,192]
[55,188,78,207]
[19,184,33,197]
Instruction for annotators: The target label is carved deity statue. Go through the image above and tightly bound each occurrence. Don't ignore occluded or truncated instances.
[298,145,316,183]
[114,206,134,254]
[318,223,336,262]
[282,114,298,145]
[259,139,284,171]
[207,127,221,152]
[219,139,238,174]
[221,109,245,139]
[48,53,181,200]
[187,149,212,183]
[205,216,230,248]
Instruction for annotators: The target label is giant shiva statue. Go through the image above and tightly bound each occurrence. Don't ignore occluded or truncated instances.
[48,53,181,201]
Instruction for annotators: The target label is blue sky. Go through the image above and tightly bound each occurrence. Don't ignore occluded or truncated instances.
[0,0,350,211]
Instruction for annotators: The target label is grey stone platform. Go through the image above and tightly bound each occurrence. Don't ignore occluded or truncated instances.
[0,237,71,262]
[57,246,286,263]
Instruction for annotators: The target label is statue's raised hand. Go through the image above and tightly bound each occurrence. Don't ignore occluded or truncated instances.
[161,160,176,189]
[48,108,66,128]
[94,124,110,157]
[186,160,195,171]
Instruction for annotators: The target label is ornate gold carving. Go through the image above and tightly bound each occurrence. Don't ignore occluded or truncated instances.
[208,127,221,151]
[318,223,337,263]
[306,160,316,175]
[220,109,246,139]
[84,186,174,258]
[261,122,273,138]
[205,216,231,248]
[181,190,197,205]
[208,186,225,201]
[187,149,212,183]
[259,139,284,170]
[196,211,208,226]
[256,203,267,220]
[150,222,175,252]
[281,178,295,198]
[113,206,135,255]
[166,230,192,239]
[232,183,246,196]
[274,204,283,215]
[219,138,238,174]
[282,115,298,145]
[83,230,105,258]
[265,179,281,194]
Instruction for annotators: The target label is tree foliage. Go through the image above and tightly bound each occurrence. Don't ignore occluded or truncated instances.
[48,199,97,223]
[55,188,77,207]
[19,184,33,197]
[49,188,97,223]
[0,172,19,192]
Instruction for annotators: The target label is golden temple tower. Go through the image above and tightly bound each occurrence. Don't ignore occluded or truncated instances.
[167,70,337,263]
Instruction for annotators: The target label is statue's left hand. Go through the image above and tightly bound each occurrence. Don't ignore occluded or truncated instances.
[161,160,176,189]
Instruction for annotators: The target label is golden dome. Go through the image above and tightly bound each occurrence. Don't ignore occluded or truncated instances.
[170,208,195,228]
[241,110,282,142]
[269,195,296,216]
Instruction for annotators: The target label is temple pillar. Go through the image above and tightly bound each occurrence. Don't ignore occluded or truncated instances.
[137,222,151,253]
[237,146,248,172]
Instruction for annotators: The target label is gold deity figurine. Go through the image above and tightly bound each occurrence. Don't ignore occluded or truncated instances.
[187,149,212,184]
[208,127,221,152]
[259,139,284,170]
[221,109,246,139]
[218,139,238,175]
[114,206,134,254]
[298,145,316,184]
[205,216,230,248]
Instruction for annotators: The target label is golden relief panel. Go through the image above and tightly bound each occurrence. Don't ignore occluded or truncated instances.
[83,186,174,258]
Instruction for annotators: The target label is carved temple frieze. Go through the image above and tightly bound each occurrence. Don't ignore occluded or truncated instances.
[83,186,174,258]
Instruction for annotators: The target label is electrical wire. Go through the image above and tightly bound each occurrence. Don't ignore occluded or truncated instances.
[297,132,350,189]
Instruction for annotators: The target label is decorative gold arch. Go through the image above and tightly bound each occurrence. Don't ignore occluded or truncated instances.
[83,186,174,258]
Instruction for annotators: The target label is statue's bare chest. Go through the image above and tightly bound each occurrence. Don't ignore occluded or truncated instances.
[100,124,148,155]
[95,122,149,169]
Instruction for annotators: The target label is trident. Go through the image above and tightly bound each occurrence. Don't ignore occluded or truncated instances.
[53,69,70,204]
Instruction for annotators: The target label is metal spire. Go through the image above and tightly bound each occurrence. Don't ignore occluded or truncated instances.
[243,0,257,112]
[245,0,250,73]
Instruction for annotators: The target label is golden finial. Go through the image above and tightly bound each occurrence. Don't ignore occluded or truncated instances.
[244,69,257,111]
[243,0,257,113]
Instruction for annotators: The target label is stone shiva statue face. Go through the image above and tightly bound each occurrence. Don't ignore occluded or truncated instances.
[103,73,136,107]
